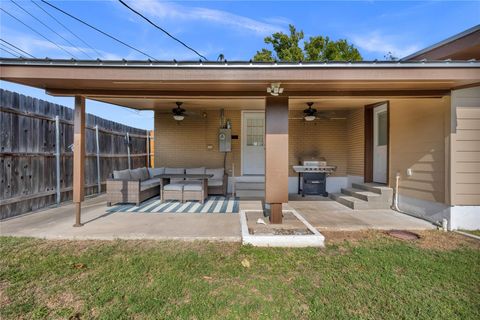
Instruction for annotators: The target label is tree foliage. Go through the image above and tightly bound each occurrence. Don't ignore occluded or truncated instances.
[253,24,362,62]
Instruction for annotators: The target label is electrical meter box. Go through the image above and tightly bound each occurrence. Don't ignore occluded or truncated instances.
[218,128,231,152]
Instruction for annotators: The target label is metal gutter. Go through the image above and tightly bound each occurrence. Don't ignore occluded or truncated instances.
[0,58,479,69]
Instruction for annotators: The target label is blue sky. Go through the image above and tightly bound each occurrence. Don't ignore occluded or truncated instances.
[1,0,479,130]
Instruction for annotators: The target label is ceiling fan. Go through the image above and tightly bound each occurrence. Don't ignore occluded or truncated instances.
[157,102,199,121]
[303,102,317,121]
[171,101,186,121]
[288,102,347,121]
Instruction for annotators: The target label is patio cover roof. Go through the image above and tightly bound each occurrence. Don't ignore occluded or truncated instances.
[1,58,479,110]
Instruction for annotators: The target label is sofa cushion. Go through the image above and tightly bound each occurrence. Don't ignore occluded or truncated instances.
[165,167,184,174]
[148,167,165,178]
[140,178,160,191]
[113,169,131,180]
[206,168,224,181]
[207,179,223,187]
[130,167,149,181]
[183,182,203,191]
[186,167,206,175]
[163,183,184,191]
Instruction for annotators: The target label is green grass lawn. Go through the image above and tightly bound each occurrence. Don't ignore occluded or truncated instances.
[1,232,479,319]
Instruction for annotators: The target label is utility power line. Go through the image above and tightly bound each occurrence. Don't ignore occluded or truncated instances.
[0,8,77,59]
[0,38,37,58]
[0,44,20,57]
[11,0,88,59]
[118,0,208,61]
[31,0,103,58]
[40,0,158,61]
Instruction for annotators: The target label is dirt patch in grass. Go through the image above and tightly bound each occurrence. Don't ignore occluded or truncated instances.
[322,230,384,245]
[46,291,83,313]
[415,230,480,250]
[0,281,11,308]
[322,229,480,251]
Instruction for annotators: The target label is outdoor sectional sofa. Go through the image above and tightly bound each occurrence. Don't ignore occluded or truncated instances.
[106,167,227,206]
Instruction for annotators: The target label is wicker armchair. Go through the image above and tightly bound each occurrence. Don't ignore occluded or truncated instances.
[106,168,160,206]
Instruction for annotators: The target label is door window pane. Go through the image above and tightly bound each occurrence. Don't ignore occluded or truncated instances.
[378,111,387,146]
[247,118,264,146]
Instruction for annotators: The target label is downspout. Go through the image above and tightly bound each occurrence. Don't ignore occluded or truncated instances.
[392,172,445,230]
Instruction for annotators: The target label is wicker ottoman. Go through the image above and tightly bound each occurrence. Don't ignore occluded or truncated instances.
[162,183,184,202]
[183,180,207,204]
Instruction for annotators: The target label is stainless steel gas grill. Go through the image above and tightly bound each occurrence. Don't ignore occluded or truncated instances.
[293,160,337,197]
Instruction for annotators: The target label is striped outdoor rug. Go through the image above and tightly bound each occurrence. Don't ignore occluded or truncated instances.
[106,196,239,214]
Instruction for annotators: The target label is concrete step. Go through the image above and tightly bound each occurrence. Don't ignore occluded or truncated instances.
[352,182,393,198]
[341,187,384,202]
[236,189,265,198]
[330,193,370,210]
[331,192,392,210]
[235,182,265,190]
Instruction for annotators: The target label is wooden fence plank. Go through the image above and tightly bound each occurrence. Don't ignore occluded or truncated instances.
[0,89,149,219]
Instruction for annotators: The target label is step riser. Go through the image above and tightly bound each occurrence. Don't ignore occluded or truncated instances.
[331,183,393,210]
[236,190,265,198]
[235,182,265,190]
[341,188,389,202]
[352,183,393,198]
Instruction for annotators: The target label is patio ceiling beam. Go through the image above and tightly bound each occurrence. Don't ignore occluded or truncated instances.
[45,89,451,98]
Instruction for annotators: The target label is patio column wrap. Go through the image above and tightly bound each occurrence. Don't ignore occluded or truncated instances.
[265,96,289,224]
[73,96,85,227]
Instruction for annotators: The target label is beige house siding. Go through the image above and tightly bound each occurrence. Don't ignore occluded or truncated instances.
[347,108,364,176]
[389,97,450,203]
[451,87,480,205]
[288,110,348,177]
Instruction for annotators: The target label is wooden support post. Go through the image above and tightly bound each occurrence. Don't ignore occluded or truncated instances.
[126,132,131,170]
[55,115,61,205]
[265,96,289,224]
[95,125,101,194]
[73,96,85,227]
[146,133,150,168]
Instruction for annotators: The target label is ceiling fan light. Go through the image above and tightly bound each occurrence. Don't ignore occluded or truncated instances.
[304,115,316,121]
[173,115,185,121]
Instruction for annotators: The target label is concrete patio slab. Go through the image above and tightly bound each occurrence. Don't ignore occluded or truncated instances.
[1,195,242,241]
[1,194,435,242]
[287,199,436,231]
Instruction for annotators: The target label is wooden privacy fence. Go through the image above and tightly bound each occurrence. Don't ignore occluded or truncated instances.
[0,89,153,219]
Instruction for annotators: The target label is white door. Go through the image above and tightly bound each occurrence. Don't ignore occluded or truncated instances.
[373,104,388,183]
[242,111,265,175]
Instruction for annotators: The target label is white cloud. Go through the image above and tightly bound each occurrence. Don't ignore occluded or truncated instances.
[128,0,286,36]
[351,31,421,59]
[2,29,123,60]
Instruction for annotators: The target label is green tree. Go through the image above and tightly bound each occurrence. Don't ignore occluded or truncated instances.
[253,25,362,62]
[253,25,304,62]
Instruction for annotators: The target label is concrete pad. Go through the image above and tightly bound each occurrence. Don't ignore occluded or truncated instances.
[240,209,325,247]
[287,199,435,231]
[1,195,241,241]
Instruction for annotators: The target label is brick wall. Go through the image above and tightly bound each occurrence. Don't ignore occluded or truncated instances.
[155,108,360,178]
